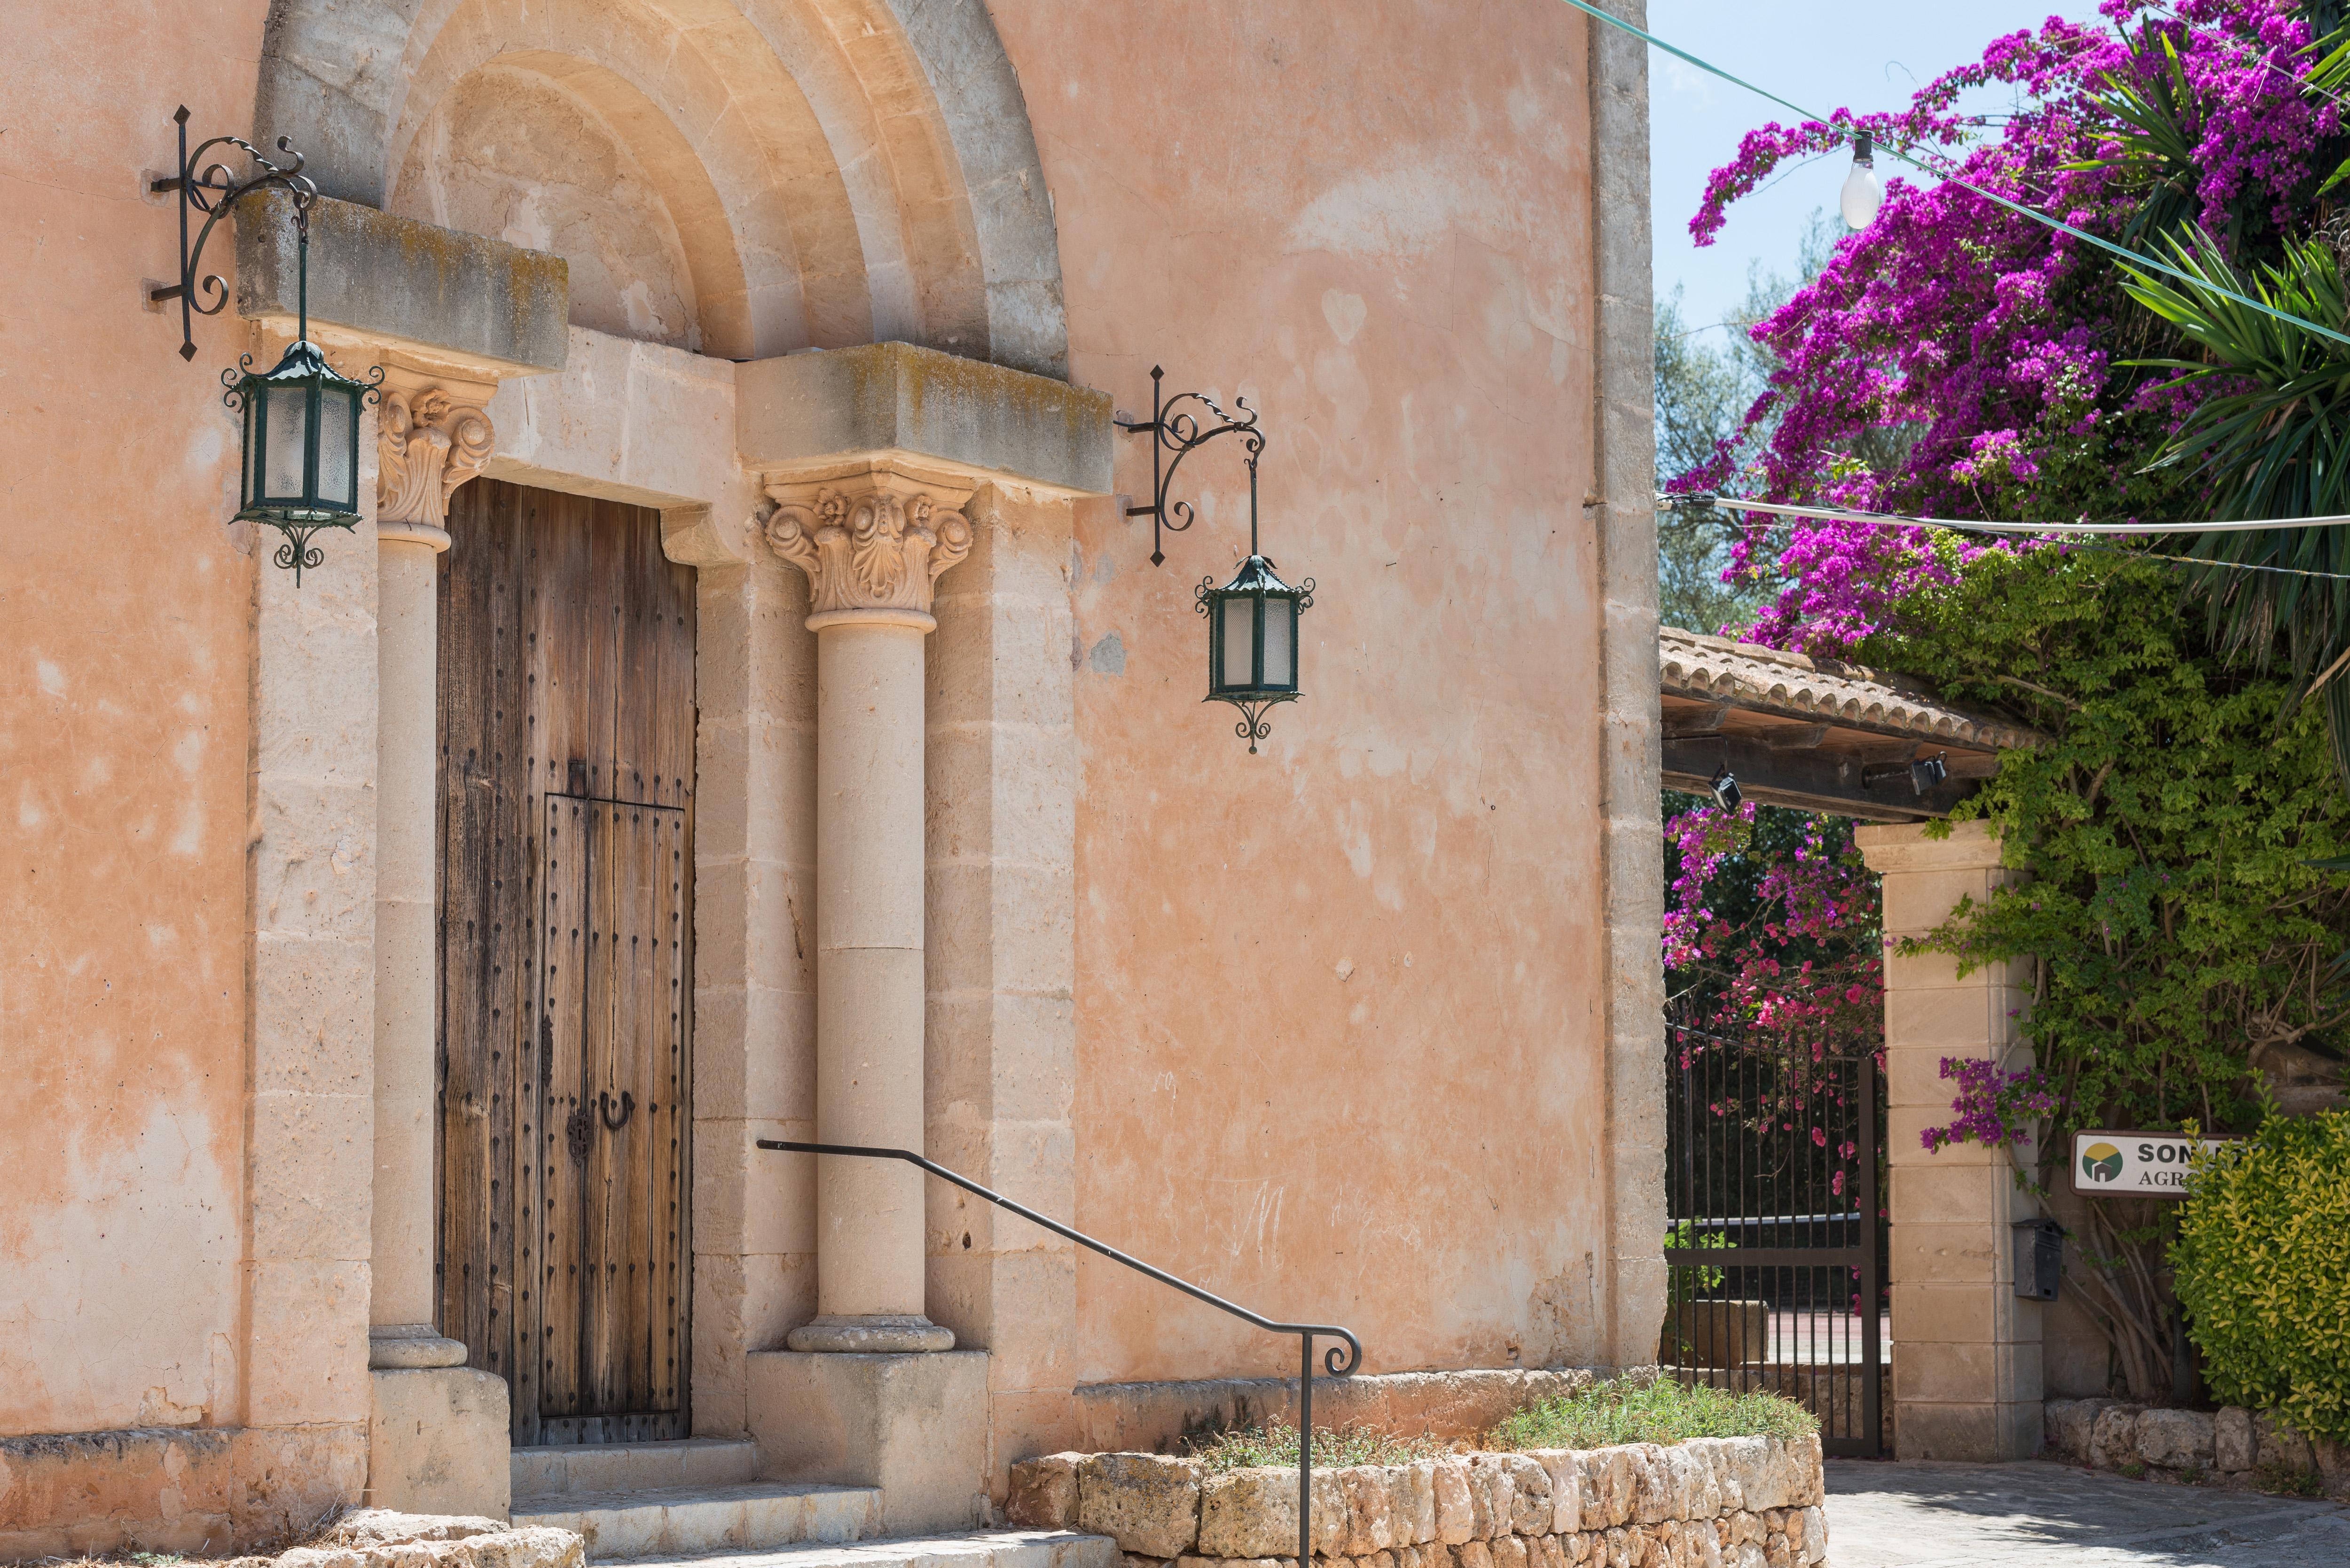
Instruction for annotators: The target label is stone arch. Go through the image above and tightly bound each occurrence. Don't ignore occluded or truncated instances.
[256,0,1067,375]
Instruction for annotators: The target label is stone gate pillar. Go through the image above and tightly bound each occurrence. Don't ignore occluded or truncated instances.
[1857,819,2044,1460]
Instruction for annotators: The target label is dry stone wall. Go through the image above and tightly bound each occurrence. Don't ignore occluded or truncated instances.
[1010,1437,1826,1568]
[2045,1399,2350,1499]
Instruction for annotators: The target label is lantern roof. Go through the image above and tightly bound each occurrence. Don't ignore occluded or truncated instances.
[243,338,365,387]
[1220,554,1298,594]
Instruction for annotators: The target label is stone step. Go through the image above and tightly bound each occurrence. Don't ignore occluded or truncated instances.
[513,1439,762,1499]
[600,1527,1117,1568]
[510,1480,882,1560]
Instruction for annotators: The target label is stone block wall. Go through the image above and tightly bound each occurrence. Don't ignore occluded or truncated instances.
[1009,1436,1825,1568]
[2045,1400,2350,1498]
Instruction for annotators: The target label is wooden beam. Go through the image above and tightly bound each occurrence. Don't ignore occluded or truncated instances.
[1661,734,1979,820]
[1661,702,1732,740]
[1762,723,1832,750]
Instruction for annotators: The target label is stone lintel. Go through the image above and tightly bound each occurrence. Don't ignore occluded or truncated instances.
[737,342,1112,499]
[235,189,569,380]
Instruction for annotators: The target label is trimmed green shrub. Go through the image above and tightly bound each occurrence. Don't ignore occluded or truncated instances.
[2173,1111,2350,1444]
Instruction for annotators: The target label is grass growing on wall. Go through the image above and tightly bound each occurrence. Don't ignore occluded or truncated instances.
[1186,1422,1455,1473]
[1183,1376,1816,1472]
[1490,1375,1818,1451]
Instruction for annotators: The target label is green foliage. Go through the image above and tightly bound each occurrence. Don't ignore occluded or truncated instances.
[2173,1111,2350,1444]
[1490,1374,1817,1451]
[1183,1422,1450,1473]
[1860,544,2350,1134]
[1664,1222,1731,1308]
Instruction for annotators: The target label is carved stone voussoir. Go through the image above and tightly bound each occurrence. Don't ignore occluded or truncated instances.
[379,385,495,529]
[760,467,975,619]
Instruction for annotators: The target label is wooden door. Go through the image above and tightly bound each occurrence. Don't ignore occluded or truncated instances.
[436,478,696,1444]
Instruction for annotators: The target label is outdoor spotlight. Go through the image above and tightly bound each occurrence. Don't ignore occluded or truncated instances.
[1840,131,1885,230]
[1862,750,1948,796]
[153,107,380,584]
[1120,366,1316,753]
[1709,766,1742,812]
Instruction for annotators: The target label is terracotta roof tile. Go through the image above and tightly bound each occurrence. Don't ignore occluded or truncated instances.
[1659,626,2044,752]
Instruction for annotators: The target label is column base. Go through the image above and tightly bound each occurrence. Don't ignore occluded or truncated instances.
[366,1365,511,1519]
[785,1314,956,1353]
[370,1324,472,1369]
[748,1349,989,1534]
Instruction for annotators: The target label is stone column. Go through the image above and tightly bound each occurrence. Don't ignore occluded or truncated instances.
[365,372,509,1516]
[764,462,973,1354]
[368,375,493,1367]
[368,516,458,1368]
[1857,819,2043,1461]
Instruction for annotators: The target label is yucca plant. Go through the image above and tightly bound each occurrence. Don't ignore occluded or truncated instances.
[2123,226,2350,785]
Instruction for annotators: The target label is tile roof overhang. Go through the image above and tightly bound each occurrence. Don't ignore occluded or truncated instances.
[1658,626,2046,821]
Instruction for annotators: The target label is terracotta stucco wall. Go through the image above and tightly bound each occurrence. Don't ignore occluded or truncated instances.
[991,0,1612,1383]
[0,11,270,1435]
[2,0,1630,1452]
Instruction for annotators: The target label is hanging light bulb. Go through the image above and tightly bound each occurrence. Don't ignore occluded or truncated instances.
[1840,131,1884,231]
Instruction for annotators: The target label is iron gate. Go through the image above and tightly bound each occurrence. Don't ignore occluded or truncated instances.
[1661,1010,1887,1457]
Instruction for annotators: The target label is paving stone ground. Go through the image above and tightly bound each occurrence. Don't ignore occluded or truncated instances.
[1824,1459,2350,1568]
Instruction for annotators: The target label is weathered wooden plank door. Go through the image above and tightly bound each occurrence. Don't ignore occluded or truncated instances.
[437,477,696,1445]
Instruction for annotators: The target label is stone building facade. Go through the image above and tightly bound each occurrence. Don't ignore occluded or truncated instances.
[0,0,1661,1553]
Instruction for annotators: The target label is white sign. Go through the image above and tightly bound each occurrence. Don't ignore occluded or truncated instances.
[2071,1131,2233,1197]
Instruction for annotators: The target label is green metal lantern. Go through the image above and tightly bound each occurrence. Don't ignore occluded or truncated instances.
[1197,554,1313,753]
[226,338,373,582]
[150,109,379,585]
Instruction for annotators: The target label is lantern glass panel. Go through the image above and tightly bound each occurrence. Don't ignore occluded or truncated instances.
[317,385,357,508]
[1218,594,1255,690]
[264,385,308,501]
[1261,597,1293,687]
[242,394,262,511]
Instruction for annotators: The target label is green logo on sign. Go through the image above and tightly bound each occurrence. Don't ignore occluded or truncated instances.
[2082,1141,2123,1184]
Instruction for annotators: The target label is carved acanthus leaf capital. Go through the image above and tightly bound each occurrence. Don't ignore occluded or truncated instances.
[760,472,974,620]
[378,386,495,530]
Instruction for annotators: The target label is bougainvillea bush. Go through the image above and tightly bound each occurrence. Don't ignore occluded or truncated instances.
[1683,0,2350,658]
[1661,795,1884,1258]
[1666,0,2350,1396]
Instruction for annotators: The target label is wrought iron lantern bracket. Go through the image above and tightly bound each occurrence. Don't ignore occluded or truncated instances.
[1116,365,1268,567]
[1117,365,1316,752]
[151,105,319,362]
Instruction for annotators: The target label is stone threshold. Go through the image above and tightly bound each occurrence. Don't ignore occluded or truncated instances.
[113,1510,585,1568]
[1008,1436,1826,1568]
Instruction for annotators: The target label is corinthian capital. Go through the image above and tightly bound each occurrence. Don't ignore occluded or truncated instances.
[378,385,494,531]
[760,463,975,624]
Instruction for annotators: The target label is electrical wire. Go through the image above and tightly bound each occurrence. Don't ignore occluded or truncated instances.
[1561,0,2350,349]
[1670,493,2350,536]
[1668,494,2350,583]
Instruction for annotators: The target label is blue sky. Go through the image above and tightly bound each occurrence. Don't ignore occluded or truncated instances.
[1647,0,2107,335]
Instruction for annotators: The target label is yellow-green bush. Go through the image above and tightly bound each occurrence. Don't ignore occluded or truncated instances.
[2173,1111,2350,1444]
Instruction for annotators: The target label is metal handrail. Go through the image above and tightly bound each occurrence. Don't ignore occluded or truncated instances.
[758,1139,1361,1561]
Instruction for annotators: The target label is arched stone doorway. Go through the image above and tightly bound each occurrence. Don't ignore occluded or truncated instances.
[253,0,1070,376]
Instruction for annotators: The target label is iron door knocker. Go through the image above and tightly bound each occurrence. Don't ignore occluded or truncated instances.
[599,1090,635,1131]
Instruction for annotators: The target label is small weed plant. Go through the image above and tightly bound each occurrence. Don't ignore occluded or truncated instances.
[2254,1458,2324,1498]
[1490,1375,1816,1451]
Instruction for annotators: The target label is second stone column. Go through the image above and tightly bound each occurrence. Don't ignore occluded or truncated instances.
[764,464,973,1354]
